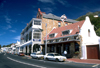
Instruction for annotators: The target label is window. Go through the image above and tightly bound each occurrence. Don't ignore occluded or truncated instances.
[33,33,41,39]
[49,34,55,38]
[34,21,41,25]
[62,30,70,35]
[88,29,90,37]
[63,43,70,54]
[75,42,79,52]
[58,22,61,27]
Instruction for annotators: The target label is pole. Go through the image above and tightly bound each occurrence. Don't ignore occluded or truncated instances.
[45,23,47,55]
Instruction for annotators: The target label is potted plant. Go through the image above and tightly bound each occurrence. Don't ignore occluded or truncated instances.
[75,51,79,55]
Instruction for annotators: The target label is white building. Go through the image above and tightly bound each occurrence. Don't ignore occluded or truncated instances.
[20,18,42,55]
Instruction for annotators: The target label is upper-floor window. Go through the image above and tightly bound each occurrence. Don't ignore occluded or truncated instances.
[49,34,55,38]
[34,21,41,25]
[62,30,70,35]
[33,33,41,39]
[58,22,61,27]
[88,29,90,37]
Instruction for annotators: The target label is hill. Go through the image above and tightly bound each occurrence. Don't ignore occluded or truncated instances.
[76,11,100,36]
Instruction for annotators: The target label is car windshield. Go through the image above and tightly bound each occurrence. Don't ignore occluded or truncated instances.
[37,53,43,55]
[54,53,61,56]
[31,53,36,55]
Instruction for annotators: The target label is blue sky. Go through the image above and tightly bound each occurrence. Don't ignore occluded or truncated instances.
[0,0,100,46]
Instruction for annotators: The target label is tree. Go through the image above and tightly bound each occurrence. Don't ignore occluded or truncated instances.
[0,45,1,49]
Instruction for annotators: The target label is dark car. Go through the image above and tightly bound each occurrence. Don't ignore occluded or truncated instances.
[18,52,25,56]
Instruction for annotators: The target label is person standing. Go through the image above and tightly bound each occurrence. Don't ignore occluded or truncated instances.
[64,50,67,57]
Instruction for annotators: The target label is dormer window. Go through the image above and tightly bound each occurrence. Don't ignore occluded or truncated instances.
[58,22,61,27]
[49,34,55,38]
[62,30,70,35]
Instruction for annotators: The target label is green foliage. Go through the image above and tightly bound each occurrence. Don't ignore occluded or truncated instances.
[76,11,100,36]
[0,45,1,49]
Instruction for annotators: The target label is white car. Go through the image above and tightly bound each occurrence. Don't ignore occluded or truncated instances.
[30,52,44,59]
[44,53,66,62]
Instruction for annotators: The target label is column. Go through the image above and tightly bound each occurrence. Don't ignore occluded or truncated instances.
[70,42,75,57]
[54,45,56,53]
[31,44,33,53]
[61,44,63,53]
[27,45,29,55]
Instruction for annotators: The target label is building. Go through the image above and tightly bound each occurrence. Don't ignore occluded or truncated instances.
[41,16,100,59]
[20,18,42,55]
[36,8,78,44]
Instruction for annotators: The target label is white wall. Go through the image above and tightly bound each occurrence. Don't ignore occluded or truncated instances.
[80,16,99,59]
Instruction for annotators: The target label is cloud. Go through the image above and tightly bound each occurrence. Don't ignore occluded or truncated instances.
[0,0,6,9]
[4,15,11,24]
[14,36,20,41]
[0,32,5,36]
[10,30,16,33]
[43,8,53,13]
[3,25,12,30]
[57,0,71,7]
[38,0,55,4]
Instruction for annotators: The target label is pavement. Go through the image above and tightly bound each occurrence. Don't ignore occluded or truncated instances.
[25,55,100,64]
[67,58,100,64]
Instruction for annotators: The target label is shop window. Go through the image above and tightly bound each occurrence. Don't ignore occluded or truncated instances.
[64,43,70,54]
[75,42,79,52]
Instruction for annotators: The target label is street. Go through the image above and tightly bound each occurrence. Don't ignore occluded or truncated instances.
[0,53,99,68]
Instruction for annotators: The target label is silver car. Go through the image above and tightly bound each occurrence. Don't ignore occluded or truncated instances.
[44,53,66,62]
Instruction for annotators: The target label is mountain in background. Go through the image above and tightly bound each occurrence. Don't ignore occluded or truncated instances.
[76,11,100,36]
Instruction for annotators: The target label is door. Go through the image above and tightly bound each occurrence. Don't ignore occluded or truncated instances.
[87,45,99,59]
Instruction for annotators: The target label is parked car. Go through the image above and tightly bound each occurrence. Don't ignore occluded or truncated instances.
[30,52,44,59]
[44,53,66,62]
[18,52,25,56]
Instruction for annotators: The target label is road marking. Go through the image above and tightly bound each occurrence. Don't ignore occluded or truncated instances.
[92,64,99,67]
[7,57,46,68]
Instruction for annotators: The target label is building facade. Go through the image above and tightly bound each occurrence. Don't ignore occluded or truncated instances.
[42,16,100,59]
[36,8,78,44]
[20,18,42,55]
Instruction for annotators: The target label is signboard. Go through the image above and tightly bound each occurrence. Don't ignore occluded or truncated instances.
[33,39,41,42]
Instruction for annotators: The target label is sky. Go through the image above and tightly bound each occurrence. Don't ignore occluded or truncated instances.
[0,0,100,46]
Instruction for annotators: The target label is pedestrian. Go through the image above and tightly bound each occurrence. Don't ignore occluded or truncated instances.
[64,50,67,57]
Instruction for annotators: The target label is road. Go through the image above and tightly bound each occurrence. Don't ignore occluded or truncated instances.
[0,53,99,68]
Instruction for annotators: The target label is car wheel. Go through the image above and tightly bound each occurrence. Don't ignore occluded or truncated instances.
[55,58,59,62]
[37,57,39,60]
[45,58,48,61]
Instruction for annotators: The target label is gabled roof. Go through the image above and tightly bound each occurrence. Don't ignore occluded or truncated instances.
[37,8,78,23]
[43,13,78,23]
[44,20,85,40]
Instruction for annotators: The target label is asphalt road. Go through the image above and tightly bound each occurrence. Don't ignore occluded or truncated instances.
[0,53,99,68]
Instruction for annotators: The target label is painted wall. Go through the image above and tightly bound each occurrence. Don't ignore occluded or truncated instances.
[80,16,99,59]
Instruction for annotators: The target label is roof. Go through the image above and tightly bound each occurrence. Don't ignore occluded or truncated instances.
[44,20,85,40]
[37,8,78,23]
[43,13,78,23]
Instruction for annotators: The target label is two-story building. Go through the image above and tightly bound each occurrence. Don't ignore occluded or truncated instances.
[41,16,100,59]
[20,18,42,55]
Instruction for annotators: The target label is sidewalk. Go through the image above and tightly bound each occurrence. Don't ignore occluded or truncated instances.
[67,58,100,64]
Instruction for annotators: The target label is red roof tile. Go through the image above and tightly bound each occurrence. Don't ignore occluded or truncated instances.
[44,20,85,40]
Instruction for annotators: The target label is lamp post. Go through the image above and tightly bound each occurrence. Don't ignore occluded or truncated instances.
[45,23,47,55]
[40,22,47,55]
